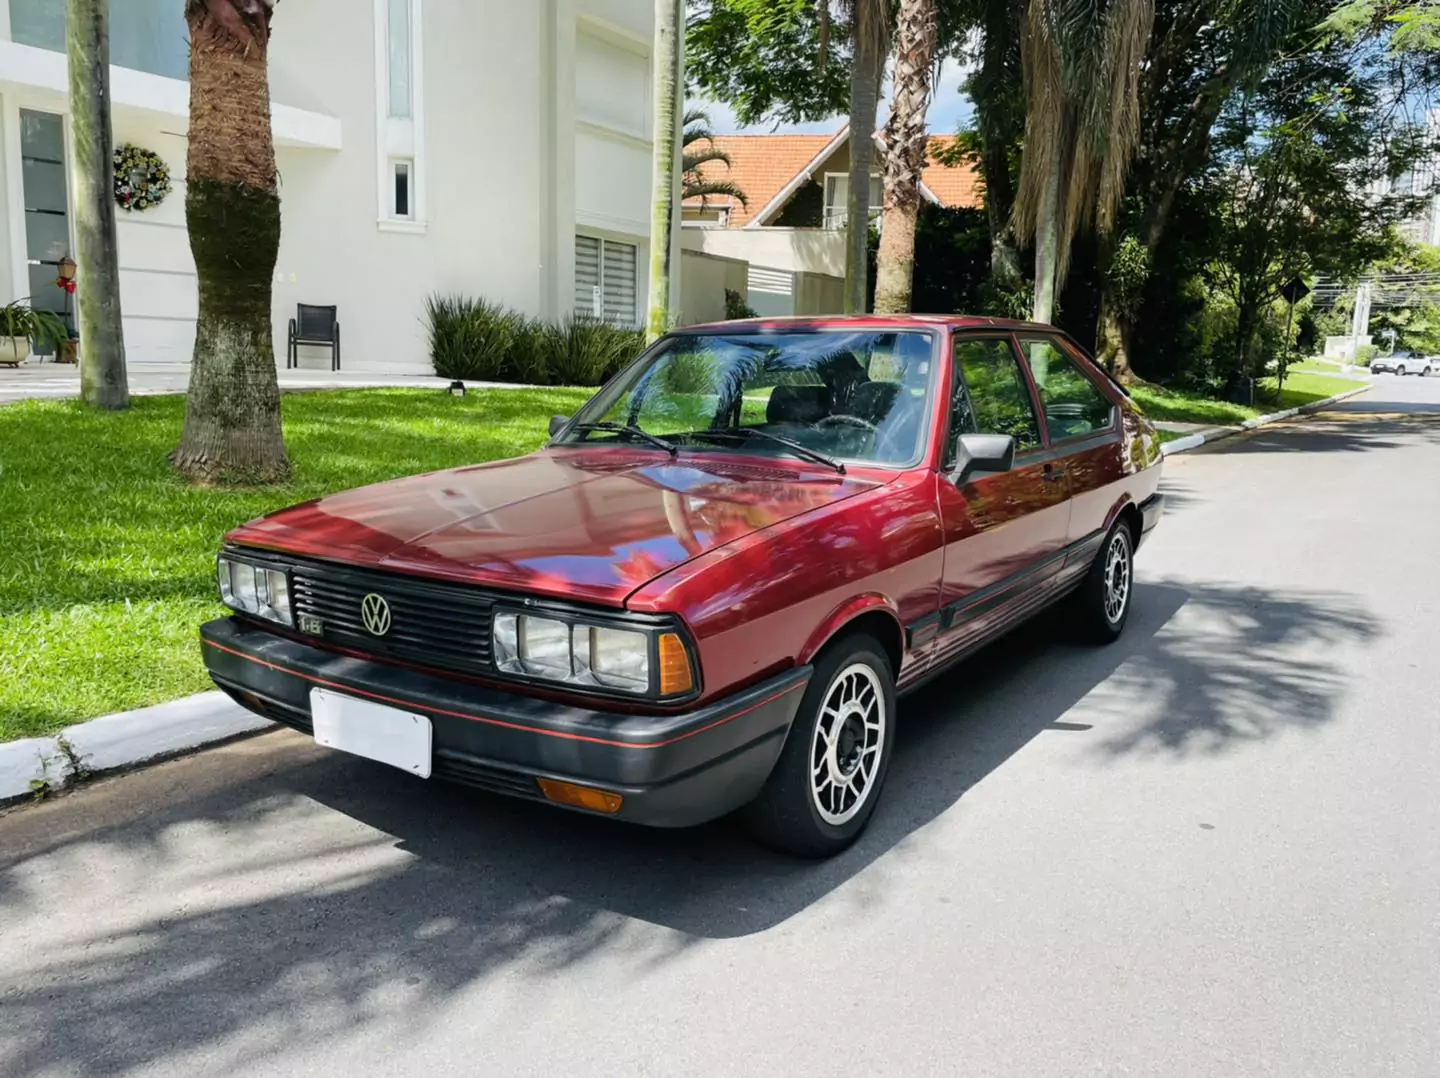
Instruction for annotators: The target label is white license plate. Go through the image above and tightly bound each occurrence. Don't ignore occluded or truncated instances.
[310,688,432,779]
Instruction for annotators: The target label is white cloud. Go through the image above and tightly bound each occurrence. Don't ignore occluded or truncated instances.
[688,56,974,136]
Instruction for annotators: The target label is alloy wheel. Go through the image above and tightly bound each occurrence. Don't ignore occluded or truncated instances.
[1103,531,1132,625]
[809,662,887,825]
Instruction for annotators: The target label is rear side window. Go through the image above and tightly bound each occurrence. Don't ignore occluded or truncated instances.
[951,337,1042,452]
[1017,338,1115,441]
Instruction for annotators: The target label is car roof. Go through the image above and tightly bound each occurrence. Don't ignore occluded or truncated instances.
[673,313,1058,335]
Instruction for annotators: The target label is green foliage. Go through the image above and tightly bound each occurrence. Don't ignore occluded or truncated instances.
[544,314,645,386]
[725,288,758,319]
[0,299,69,350]
[682,108,749,207]
[425,296,644,386]
[1107,234,1150,313]
[687,0,853,127]
[1356,343,1379,362]
[0,387,595,737]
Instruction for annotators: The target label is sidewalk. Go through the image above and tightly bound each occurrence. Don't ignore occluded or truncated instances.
[0,361,459,404]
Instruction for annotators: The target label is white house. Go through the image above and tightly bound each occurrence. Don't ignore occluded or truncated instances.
[0,0,663,372]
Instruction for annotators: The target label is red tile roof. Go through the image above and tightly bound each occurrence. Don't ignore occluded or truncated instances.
[684,128,981,227]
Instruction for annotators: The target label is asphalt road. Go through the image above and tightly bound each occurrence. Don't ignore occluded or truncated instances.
[4,376,1438,1077]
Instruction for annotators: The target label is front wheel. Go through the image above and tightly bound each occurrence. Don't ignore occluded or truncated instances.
[1069,521,1135,644]
[1397,365,1408,376]
[743,635,896,858]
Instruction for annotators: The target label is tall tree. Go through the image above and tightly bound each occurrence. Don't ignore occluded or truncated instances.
[874,0,940,313]
[646,0,685,342]
[1012,0,1154,324]
[66,0,129,410]
[172,0,289,483]
[844,0,890,312]
[1093,0,1311,379]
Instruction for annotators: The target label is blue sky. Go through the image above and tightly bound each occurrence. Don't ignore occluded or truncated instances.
[691,57,975,135]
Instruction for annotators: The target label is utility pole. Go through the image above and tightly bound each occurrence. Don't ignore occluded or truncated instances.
[1347,280,1372,369]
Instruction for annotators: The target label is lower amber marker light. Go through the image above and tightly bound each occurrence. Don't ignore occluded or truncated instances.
[536,779,624,815]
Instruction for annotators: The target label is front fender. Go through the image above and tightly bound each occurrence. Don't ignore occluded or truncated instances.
[797,593,904,666]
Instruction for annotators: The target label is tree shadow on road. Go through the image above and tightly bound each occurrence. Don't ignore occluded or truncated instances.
[0,579,1382,1075]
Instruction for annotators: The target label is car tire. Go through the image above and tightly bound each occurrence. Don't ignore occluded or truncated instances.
[742,634,896,858]
[1423,367,1432,377]
[1069,519,1135,645]
[1397,365,1407,376]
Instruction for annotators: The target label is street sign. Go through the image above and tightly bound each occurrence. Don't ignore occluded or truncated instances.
[1281,277,1311,304]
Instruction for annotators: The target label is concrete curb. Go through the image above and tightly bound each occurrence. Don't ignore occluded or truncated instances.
[0,692,273,805]
[1161,385,1370,457]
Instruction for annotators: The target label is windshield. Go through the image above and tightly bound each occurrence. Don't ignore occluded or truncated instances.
[556,328,940,468]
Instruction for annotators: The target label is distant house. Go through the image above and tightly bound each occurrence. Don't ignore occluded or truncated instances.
[681,124,981,317]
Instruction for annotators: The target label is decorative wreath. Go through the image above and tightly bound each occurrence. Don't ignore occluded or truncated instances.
[113,143,172,212]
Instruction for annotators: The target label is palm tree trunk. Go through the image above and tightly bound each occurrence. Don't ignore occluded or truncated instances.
[1031,147,1061,323]
[843,0,886,314]
[646,0,684,342]
[66,0,129,410]
[874,0,939,315]
[173,0,288,484]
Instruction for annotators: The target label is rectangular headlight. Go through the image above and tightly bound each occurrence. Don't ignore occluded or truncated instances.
[218,556,293,626]
[492,611,693,698]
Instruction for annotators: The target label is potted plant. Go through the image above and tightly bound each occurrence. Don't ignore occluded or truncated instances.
[0,299,68,367]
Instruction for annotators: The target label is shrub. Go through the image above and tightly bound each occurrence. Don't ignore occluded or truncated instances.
[724,288,757,320]
[1356,344,1378,364]
[542,315,644,386]
[425,295,516,382]
[426,294,644,386]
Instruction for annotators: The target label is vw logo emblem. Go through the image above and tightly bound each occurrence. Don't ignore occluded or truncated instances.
[360,593,391,636]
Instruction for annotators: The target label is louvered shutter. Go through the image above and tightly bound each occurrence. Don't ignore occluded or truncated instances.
[602,241,638,326]
[574,234,602,317]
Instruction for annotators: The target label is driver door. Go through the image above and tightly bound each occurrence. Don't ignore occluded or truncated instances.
[931,334,1072,666]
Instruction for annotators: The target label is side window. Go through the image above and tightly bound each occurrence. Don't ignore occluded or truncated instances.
[1019,338,1115,441]
[952,337,1043,454]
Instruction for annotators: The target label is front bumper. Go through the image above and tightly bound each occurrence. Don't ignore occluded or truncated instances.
[201,618,809,828]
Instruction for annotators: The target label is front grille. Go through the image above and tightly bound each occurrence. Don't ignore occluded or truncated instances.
[280,556,498,676]
[433,750,546,801]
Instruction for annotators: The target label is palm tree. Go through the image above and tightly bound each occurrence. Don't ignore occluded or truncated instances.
[873,0,940,314]
[681,109,749,210]
[1011,0,1154,324]
[66,0,128,410]
[172,0,289,483]
[843,0,889,313]
[646,0,685,343]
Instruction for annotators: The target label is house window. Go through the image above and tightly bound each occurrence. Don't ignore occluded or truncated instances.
[10,0,188,81]
[387,0,413,118]
[392,160,413,218]
[823,174,883,230]
[575,235,639,325]
[375,0,425,228]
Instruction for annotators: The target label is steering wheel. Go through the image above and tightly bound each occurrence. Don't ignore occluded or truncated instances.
[816,414,877,433]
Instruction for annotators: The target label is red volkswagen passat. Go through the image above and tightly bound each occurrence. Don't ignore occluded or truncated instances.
[202,316,1163,857]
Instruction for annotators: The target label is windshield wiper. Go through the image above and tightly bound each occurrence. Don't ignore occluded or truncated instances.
[569,422,677,456]
[689,428,845,474]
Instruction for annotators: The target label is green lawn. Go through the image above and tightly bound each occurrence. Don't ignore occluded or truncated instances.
[1130,372,1367,429]
[0,387,592,741]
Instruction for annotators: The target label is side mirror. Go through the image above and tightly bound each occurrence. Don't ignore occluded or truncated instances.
[953,433,1015,486]
[548,415,569,438]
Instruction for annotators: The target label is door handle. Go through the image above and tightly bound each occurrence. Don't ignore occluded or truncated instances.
[1042,464,1065,483]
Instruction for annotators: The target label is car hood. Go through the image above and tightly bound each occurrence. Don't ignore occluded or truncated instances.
[226,448,883,605]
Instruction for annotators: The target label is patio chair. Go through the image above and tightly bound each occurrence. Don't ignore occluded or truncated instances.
[287,304,341,370]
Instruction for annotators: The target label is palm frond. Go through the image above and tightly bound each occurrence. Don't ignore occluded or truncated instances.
[683,146,734,172]
[683,179,750,208]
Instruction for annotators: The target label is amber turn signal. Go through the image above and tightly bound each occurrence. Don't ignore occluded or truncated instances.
[657,632,694,696]
[536,779,624,815]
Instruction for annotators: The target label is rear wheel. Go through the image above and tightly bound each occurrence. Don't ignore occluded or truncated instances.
[1069,520,1135,644]
[743,635,895,858]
